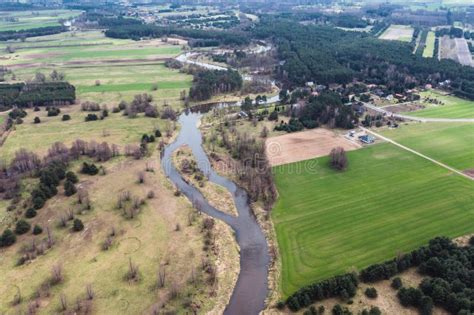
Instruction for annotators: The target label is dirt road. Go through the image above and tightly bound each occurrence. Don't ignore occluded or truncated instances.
[360,127,473,181]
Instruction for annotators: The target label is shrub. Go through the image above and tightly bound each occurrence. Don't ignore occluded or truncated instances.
[332,304,351,315]
[85,113,98,122]
[65,171,78,184]
[155,129,162,137]
[25,208,37,218]
[118,100,127,111]
[15,219,31,235]
[62,114,71,121]
[73,219,84,232]
[397,287,423,307]
[0,229,16,247]
[268,110,278,121]
[469,235,474,246]
[81,162,99,176]
[33,224,43,235]
[47,107,61,117]
[369,306,381,315]
[34,116,41,124]
[391,277,402,290]
[64,180,77,196]
[364,287,377,299]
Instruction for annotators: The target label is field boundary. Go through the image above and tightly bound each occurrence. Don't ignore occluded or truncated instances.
[361,127,473,180]
[363,102,474,122]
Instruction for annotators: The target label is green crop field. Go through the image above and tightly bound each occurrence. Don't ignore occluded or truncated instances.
[379,123,474,171]
[272,143,474,296]
[0,10,81,31]
[403,90,474,118]
[422,31,435,58]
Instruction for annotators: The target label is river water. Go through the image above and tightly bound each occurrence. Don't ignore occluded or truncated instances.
[160,111,270,314]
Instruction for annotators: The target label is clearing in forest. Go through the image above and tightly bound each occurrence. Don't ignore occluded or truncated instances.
[272,143,474,296]
[379,24,414,42]
[265,128,361,167]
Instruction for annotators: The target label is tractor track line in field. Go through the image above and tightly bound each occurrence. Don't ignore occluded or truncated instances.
[360,127,473,181]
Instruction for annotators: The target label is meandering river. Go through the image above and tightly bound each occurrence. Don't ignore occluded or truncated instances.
[161,110,270,314]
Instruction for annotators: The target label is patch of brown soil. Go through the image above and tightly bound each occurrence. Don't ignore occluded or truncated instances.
[454,233,474,246]
[8,57,171,70]
[265,128,361,166]
[384,103,426,113]
[463,169,474,178]
[25,52,63,59]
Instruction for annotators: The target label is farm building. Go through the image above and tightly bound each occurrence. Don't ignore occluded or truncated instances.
[359,134,375,144]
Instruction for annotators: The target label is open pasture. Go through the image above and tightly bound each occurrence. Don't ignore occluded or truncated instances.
[0,31,191,105]
[379,122,474,171]
[403,90,474,118]
[272,143,474,296]
[0,9,81,32]
[379,24,414,42]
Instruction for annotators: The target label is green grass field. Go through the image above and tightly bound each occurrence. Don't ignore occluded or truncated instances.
[403,90,474,118]
[379,123,474,171]
[0,31,191,106]
[272,143,474,296]
[422,31,435,58]
[0,10,81,31]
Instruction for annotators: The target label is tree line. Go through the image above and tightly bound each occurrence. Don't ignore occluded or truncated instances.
[104,22,249,46]
[0,25,67,41]
[0,82,75,110]
[284,237,473,314]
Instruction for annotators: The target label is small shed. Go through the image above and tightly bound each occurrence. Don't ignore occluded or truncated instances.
[359,134,375,144]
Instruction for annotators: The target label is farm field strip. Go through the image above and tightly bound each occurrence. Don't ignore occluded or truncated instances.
[272,143,474,296]
[422,31,436,57]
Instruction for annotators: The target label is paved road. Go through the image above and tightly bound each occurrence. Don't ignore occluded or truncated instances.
[360,127,473,181]
[363,103,474,123]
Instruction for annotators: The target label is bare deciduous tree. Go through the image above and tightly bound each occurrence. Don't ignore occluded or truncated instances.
[329,147,348,171]
[51,264,63,285]
[126,258,139,282]
[86,284,94,300]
